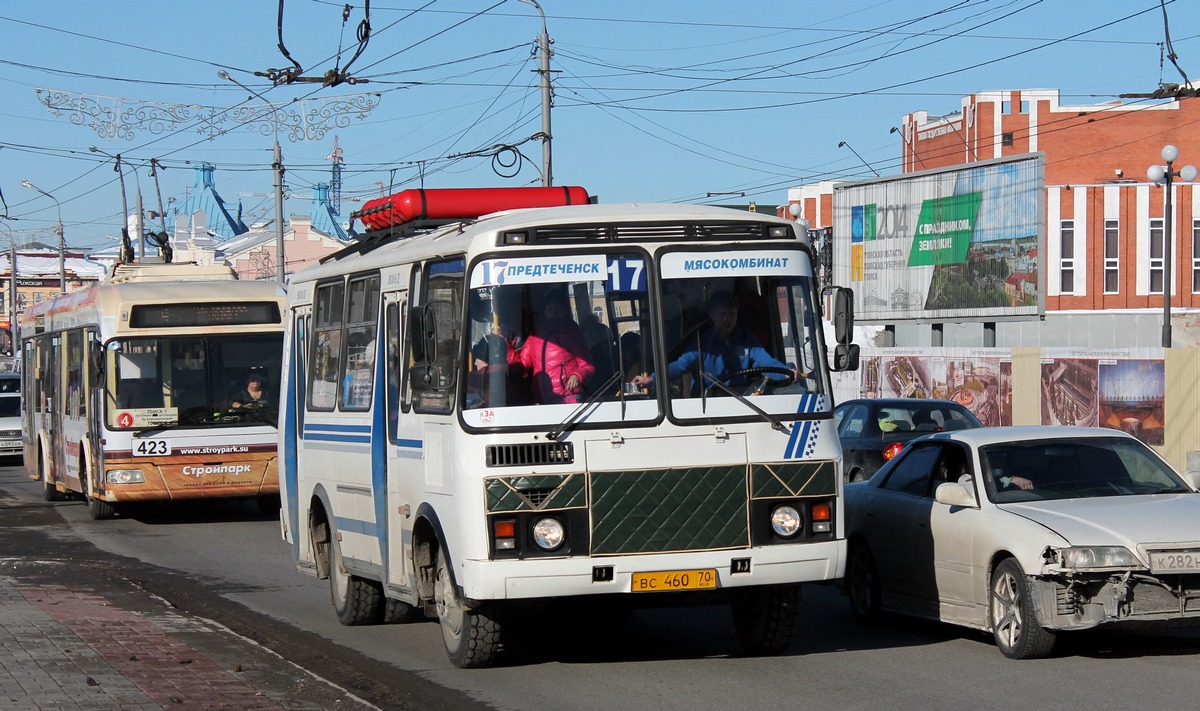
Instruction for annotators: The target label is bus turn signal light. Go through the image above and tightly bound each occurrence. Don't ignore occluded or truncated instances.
[494,519,516,550]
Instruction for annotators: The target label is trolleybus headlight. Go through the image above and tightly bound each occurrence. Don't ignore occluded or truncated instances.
[770,505,802,538]
[532,518,565,551]
[106,469,145,485]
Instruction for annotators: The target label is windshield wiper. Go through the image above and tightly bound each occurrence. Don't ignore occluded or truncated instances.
[547,370,622,441]
[699,371,791,435]
[135,422,187,438]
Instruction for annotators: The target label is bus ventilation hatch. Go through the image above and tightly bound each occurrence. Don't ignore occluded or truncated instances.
[486,442,574,467]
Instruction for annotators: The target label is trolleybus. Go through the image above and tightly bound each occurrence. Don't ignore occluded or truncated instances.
[279,186,858,667]
[22,261,287,519]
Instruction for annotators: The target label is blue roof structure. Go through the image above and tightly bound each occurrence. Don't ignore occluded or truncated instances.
[309,182,353,240]
[180,163,248,240]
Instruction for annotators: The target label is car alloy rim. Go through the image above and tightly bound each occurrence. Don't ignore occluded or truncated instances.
[992,570,1022,649]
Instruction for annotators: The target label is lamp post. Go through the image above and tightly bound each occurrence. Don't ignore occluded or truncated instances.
[890,126,928,170]
[838,141,880,177]
[519,0,553,186]
[219,71,287,283]
[1147,144,1198,348]
[20,180,65,293]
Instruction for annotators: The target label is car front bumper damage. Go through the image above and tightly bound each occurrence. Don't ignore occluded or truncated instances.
[1030,571,1200,630]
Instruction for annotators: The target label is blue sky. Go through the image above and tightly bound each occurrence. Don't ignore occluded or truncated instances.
[1,0,1197,251]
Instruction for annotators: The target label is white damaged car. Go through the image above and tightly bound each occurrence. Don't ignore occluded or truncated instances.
[843,426,1200,659]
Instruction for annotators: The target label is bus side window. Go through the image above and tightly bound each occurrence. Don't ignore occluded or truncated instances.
[410,258,463,414]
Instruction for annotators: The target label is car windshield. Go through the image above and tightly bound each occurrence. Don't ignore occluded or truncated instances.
[978,436,1188,503]
[107,334,283,430]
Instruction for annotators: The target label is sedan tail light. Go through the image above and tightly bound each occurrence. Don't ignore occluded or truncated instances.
[882,441,905,461]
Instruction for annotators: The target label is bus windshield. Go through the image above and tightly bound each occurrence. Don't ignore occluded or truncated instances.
[107,334,283,430]
[461,252,656,424]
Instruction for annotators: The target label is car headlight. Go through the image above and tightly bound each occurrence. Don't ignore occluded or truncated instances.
[106,469,145,485]
[770,505,803,538]
[531,518,565,551]
[1059,546,1138,569]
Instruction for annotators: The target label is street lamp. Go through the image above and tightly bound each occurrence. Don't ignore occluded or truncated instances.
[1146,144,1198,348]
[890,126,928,170]
[19,178,66,293]
[838,141,880,177]
[218,70,286,283]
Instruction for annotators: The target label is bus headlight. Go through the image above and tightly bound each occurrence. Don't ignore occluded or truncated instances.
[532,518,565,551]
[770,505,802,538]
[106,469,145,485]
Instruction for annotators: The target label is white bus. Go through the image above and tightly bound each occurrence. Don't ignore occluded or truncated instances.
[280,187,859,667]
[21,261,287,519]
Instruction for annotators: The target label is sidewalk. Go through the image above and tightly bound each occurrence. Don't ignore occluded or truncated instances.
[0,558,374,711]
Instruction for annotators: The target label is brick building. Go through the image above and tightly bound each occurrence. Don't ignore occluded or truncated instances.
[784,89,1200,348]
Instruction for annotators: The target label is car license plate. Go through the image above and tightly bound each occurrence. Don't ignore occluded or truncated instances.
[631,569,717,592]
[0,440,19,449]
[1149,549,1200,574]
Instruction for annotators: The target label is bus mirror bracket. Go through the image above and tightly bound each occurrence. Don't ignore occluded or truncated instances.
[409,364,442,391]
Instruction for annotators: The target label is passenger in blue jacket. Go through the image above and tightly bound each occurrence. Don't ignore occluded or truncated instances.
[632,290,795,396]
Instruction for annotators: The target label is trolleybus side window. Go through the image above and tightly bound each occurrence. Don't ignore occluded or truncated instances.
[409,258,464,414]
[384,301,404,438]
[65,330,85,418]
[308,280,345,411]
[341,274,380,411]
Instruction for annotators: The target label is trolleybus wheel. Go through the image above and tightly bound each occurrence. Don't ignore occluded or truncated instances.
[329,521,383,625]
[731,583,801,655]
[40,452,64,502]
[84,471,116,521]
[434,548,501,668]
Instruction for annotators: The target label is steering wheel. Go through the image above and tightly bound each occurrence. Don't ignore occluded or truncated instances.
[707,366,796,396]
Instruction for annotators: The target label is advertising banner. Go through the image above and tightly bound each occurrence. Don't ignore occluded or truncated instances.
[834,153,1044,322]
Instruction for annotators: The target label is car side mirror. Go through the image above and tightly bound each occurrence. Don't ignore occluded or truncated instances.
[935,482,974,507]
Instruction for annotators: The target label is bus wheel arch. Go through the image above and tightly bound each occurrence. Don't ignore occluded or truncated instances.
[307,489,333,580]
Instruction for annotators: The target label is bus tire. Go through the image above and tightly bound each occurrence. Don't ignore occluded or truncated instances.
[434,549,500,668]
[731,583,801,656]
[329,524,383,626]
[382,598,423,624]
[86,480,116,520]
[40,452,64,502]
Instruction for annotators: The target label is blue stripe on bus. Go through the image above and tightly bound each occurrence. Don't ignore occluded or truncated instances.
[284,334,301,562]
[303,432,371,444]
[783,394,823,459]
[371,334,389,569]
[396,438,422,449]
[305,423,372,433]
[333,515,375,537]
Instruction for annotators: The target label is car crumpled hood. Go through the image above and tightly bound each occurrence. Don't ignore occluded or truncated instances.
[1002,494,1200,550]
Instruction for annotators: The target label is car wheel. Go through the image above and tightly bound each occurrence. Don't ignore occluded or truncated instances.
[731,584,801,655]
[329,522,383,626]
[845,543,882,624]
[434,548,501,668]
[990,558,1056,659]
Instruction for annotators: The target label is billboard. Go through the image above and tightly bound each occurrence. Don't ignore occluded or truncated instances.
[833,153,1044,322]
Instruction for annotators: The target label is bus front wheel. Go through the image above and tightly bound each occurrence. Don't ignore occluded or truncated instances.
[85,477,116,521]
[434,549,500,668]
[731,583,802,655]
[329,521,383,625]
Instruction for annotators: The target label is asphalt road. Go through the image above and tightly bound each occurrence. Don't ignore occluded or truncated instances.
[5,462,1200,710]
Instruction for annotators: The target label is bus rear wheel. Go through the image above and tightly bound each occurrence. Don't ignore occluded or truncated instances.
[731,583,802,655]
[329,522,383,625]
[41,452,64,502]
[434,549,500,668]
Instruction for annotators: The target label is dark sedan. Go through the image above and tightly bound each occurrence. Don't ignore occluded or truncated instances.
[834,398,982,482]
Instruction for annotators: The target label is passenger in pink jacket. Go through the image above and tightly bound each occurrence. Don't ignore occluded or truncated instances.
[518,288,595,404]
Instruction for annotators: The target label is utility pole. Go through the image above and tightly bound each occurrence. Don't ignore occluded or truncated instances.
[20,180,65,293]
[521,0,554,186]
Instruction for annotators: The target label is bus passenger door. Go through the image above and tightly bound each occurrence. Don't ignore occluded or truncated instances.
[383,293,411,588]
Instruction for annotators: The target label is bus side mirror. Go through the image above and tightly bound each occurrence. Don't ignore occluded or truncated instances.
[832,287,854,345]
[831,343,860,372]
[409,306,437,364]
[409,364,443,391]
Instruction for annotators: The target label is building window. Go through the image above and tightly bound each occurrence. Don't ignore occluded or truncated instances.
[1019,100,1029,113]
[1150,217,1164,294]
[1002,132,1014,147]
[1060,220,1075,294]
[1104,219,1120,293]
[1002,101,1011,114]
[1192,219,1200,293]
